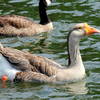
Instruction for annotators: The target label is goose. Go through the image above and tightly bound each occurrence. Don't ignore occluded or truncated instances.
[0,23,99,83]
[0,0,53,36]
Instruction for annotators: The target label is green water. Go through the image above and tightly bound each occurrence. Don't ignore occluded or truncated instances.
[0,0,100,100]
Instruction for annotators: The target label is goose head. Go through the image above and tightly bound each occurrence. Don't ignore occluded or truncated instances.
[45,0,52,6]
[40,0,52,7]
[69,23,100,42]
[67,23,100,66]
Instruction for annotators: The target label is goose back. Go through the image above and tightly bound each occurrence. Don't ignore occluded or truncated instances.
[0,0,53,36]
[0,15,53,36]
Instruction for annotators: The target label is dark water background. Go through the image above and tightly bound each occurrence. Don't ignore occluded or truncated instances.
[0,0,100,100]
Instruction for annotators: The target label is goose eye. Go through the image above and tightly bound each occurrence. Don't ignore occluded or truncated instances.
[74,27,82,30]
[77,27,82,29]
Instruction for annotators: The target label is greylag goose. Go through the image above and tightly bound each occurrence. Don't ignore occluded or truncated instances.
[0,23,99,83]
[0,0,53,36]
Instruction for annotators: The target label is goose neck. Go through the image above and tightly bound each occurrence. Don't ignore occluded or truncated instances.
[67,34,83,67]
[39,0,50,25]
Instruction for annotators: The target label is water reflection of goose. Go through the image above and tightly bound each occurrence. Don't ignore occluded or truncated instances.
[0,23,99,82]
[65,81,88,94]
[0,0,53,36]
[51,80,88,95]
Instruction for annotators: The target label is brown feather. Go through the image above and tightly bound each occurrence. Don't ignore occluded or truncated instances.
[0,15,53,36]
[0,15,33,28]
[14,71,56,83]
[0,45,61,79]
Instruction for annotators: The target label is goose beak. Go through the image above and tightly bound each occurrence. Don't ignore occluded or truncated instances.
[84,23,100,35]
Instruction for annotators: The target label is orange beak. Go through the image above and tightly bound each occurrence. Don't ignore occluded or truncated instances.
[84,23,100,35]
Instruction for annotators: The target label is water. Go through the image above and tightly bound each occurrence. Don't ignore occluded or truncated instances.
[0,0,100,99]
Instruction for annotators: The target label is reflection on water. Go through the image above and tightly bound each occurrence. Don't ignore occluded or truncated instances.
[0,0,100,99]
[51,80,88,95]
[0,80,88,99]
[64,81,88,94]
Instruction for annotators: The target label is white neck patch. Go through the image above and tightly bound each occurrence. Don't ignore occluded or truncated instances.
[46,0,51,6]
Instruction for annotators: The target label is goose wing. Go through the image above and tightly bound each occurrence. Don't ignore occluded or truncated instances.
[0,46,38,72]
[0,15,40,36]
[0,44,62,76]
[0,15,34,28]
[14,71,56,83]
[26,54,62,76]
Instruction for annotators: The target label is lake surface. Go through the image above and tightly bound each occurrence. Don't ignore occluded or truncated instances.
[0,0,100,100]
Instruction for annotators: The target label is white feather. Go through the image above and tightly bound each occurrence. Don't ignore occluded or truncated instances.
[46,0,51,6]
[0,54,20,80]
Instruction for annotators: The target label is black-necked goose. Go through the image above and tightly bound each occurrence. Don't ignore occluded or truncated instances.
[0,23,99,83]
[0,0,53,36]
